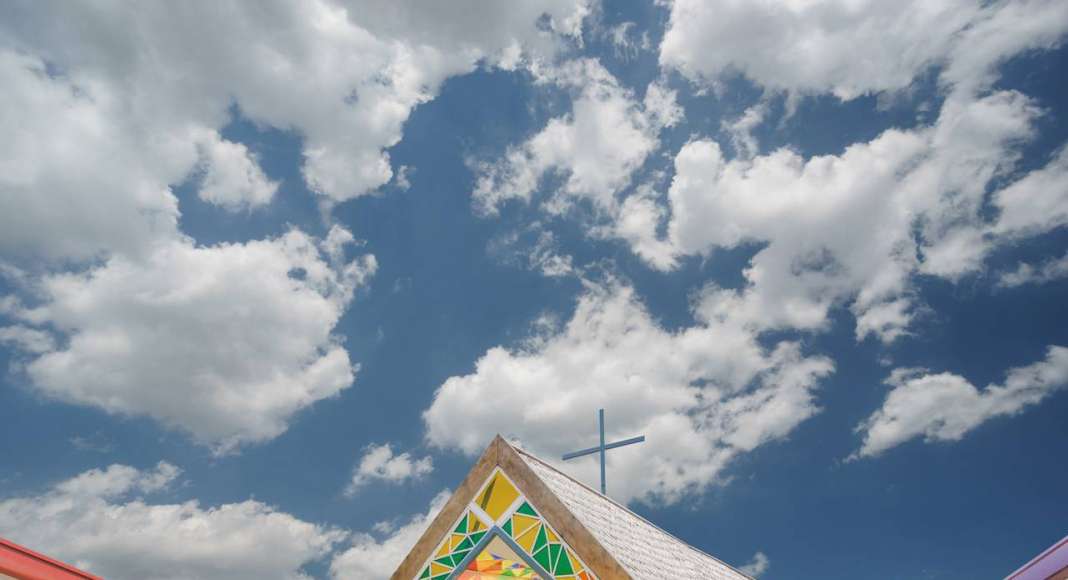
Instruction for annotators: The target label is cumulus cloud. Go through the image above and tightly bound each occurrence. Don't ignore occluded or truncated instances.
[196,133,279,211]
[620,0,1068,345]
[0,0,593,268]
[636,87,1039,342]
[723,102,769,160]
[345,443,433,495]
[0,462,345,580]
[6,227,375,452]
[992,146,1068,238]
[472,59,684,276]
[998,252,1068,288]
[330,490,450,580]
[739,551,770,577]
[424,283,833,504]
[0,51,182,263]
[0,325,55,354]
[474,1,1068,314]
[854,346,1068,458]
[473,59,680,216]
[659,0,1068,99]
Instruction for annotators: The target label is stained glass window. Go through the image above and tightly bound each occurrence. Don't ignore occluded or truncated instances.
[415,469,596,580]
[418,510,488,580]
[499,500,592,580]
[456,535,544,579]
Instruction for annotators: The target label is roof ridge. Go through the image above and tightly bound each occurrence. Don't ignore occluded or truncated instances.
[508,442,753,579]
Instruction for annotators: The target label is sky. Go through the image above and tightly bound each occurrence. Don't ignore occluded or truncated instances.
[0,1,1067,579]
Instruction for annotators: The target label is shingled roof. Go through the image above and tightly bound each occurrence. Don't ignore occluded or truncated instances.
[514,445,751,580]
[393,435,752,580]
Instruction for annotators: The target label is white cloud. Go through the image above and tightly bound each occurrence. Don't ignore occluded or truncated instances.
[723,102,769,159]
[613,188,678,271]
[998,251,1068,288]
[993,146,1068,238]
[473,59,679,216]
[529,231,577,278]
[605,22,648,61]
[619,86,1045,343]
[54,462,181,498]
[0,0,593,268]
[0,51,182,263]
[197,133,279,211]
[7,227,375,453]
[330,490,450,580]
[0,462,345,580]
[659,0,1068,100]
[472,60,684,276]
[854,346,1068,458]
[486,227,577,278]
[499,0,1068,347]
[393,165,414,191]
[345,443,433,495]
[424,283,833,504]
[739,551,770,577]
[0,325,55,354]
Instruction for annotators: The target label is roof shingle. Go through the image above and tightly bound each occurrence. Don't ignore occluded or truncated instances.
[513,445,753,580]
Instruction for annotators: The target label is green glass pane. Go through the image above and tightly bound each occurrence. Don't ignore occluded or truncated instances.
[420,566,431,579]
[455,515,469,535]
[533,545,552,571]
[451,550,471,566]
[547,544,562,574]
[456,536,474,552]
[502,518,513,537]
[533,526,548,554]
[556,550,575,575]
[516,502,538,517]
[469,530,487,546]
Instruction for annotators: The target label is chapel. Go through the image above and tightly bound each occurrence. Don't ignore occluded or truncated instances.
[393,435,752,580]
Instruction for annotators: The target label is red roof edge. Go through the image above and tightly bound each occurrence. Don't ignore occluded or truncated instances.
[0,537,102,580]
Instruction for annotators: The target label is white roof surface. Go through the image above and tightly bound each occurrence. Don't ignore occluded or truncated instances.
[515,446,753,580]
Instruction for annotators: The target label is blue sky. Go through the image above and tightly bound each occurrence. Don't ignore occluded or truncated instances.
[1,2,1067,579]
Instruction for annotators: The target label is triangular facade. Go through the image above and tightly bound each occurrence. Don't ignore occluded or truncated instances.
[393,436,752,580]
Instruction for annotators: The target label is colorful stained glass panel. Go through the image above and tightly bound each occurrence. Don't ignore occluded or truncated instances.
[418,510,489,580]
[416,470,596,580]
[499,500,592,580]
[456,536,544,579]
[474,471,520,522]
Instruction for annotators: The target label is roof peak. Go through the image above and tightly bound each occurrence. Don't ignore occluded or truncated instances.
[394,435,752,580]
[508,440,752,580]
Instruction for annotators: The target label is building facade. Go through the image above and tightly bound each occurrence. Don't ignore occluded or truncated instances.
[394,435,752,580]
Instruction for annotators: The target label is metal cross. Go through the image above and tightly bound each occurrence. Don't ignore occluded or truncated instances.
[561,409,645,495]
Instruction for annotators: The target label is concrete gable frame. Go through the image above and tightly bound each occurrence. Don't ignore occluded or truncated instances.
[392,435,631,580]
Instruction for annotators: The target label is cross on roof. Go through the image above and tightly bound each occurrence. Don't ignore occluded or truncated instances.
[561,408,645,495]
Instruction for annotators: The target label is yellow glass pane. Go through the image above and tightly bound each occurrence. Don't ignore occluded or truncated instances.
[470,517,486,532]
[512,514,539,539]
[515,523,540,554]
[474,472,520,522]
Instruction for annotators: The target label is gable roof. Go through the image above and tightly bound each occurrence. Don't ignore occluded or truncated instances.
[514,445,751,580]
[393,435,752,580]
[0,537,102,580]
